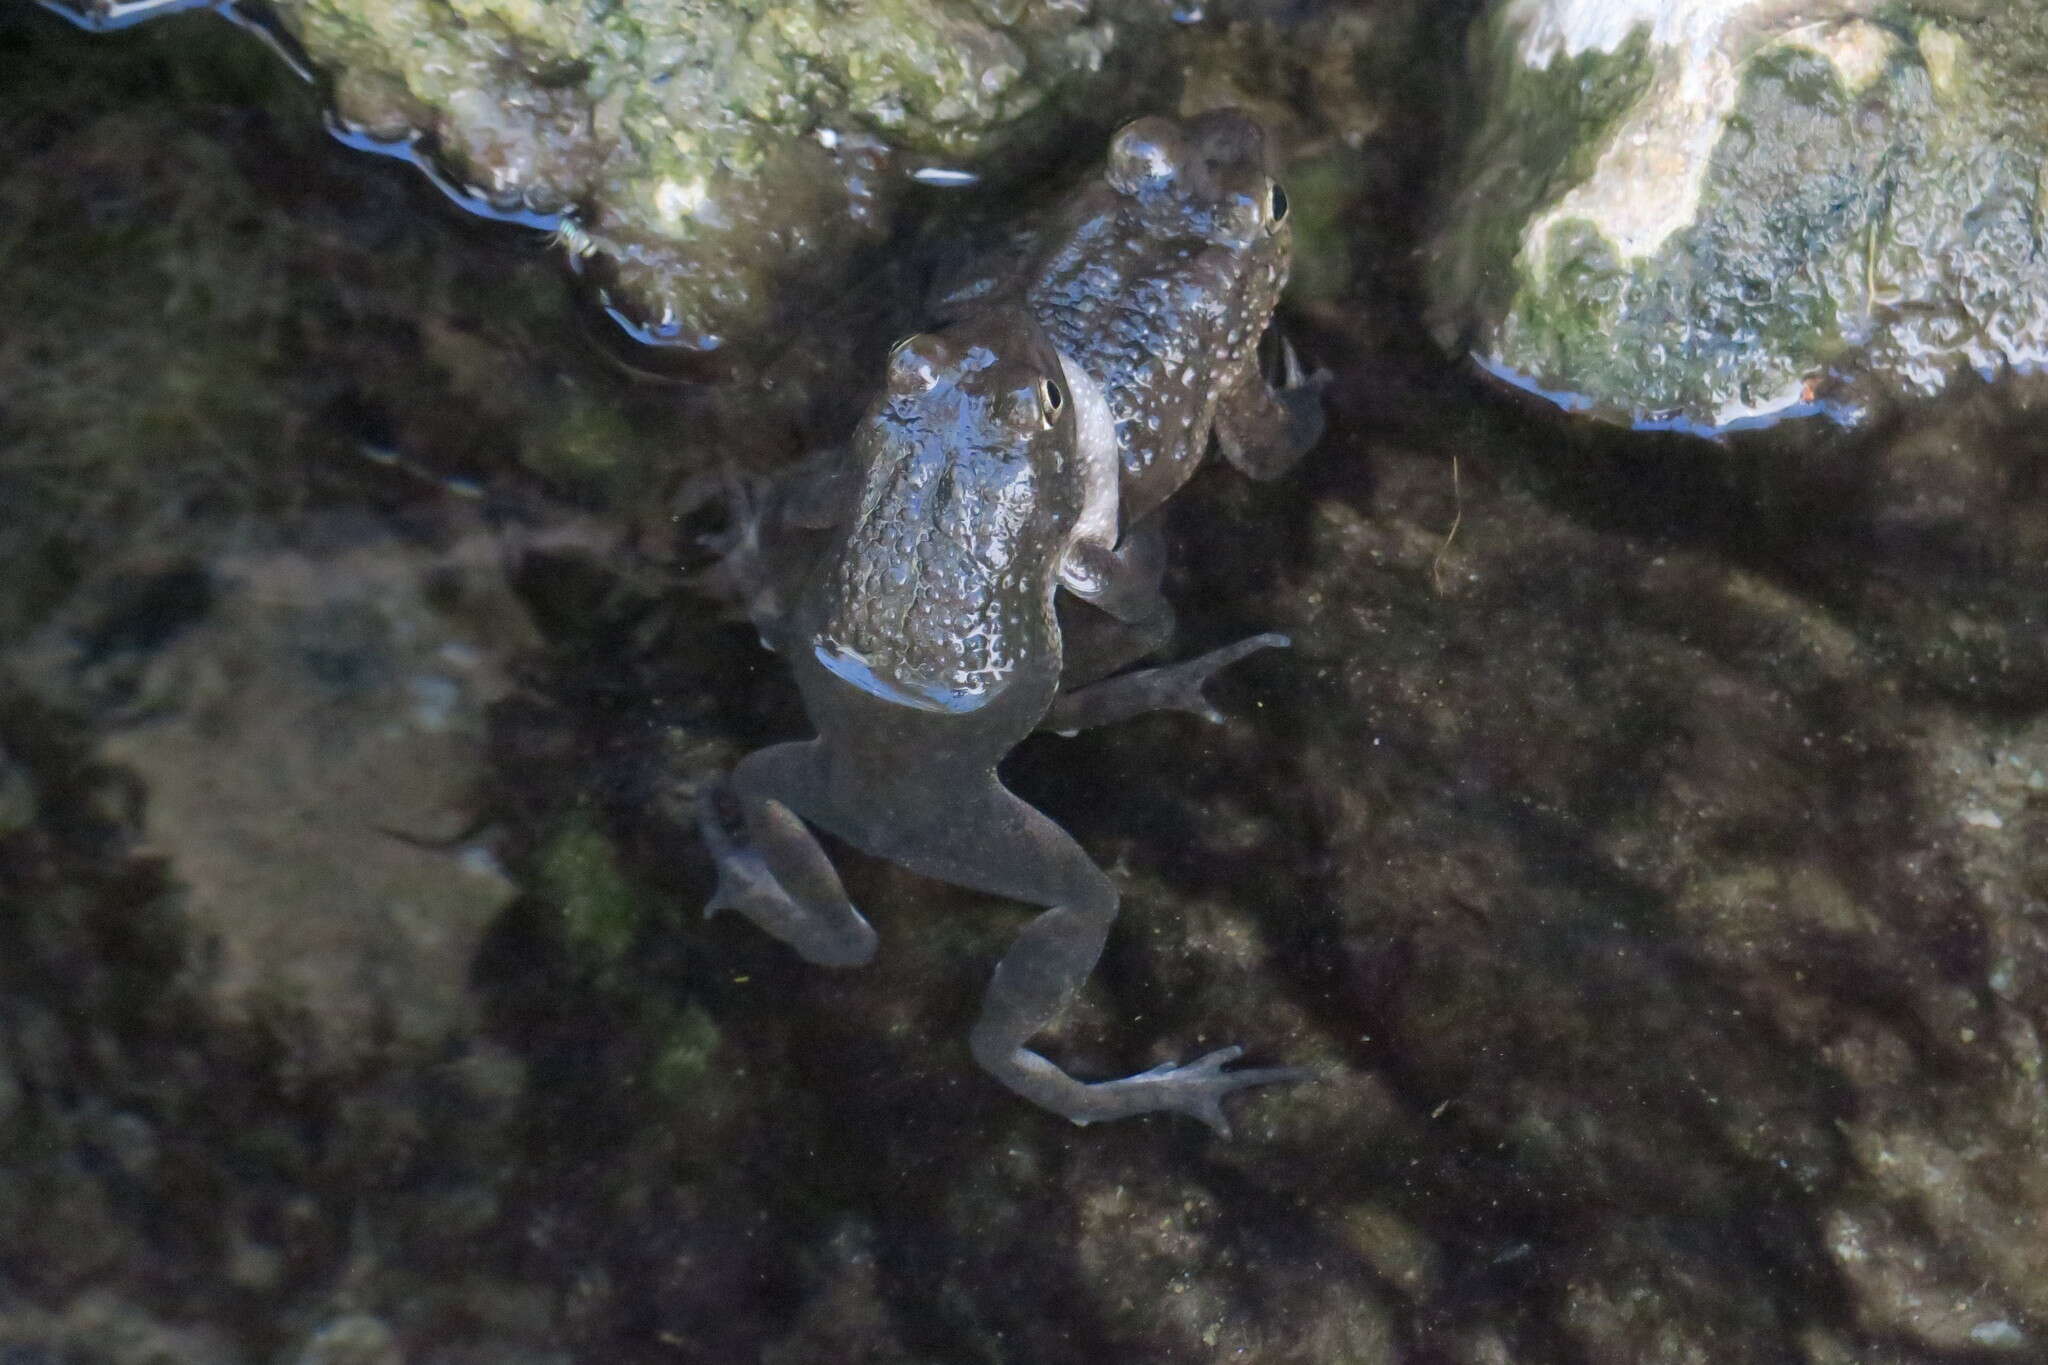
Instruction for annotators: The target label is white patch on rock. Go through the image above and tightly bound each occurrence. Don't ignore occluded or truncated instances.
[1512,1,1888,274]
[1789,17,1899,93]
[1917,23,1963,99]
[654,176,709,224]
[1509,0,1762,66]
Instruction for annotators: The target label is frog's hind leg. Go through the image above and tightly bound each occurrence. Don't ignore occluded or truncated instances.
[697,742,878,967]
[904,778,1300,1134]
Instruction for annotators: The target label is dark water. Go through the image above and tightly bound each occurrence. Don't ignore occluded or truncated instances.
[3,4,2045,1363]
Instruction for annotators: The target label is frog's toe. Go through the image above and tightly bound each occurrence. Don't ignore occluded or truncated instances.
[1278,350,1329,449]
[1122,1045,1311,1137]
[1156,631,1291,725]
[1277,334,1332,396]
[1044,631,1290,732]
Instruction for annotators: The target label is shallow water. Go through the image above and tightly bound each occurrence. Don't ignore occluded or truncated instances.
[3,4,2045,1362]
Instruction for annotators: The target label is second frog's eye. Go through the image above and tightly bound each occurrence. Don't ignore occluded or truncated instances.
[1038,377,1065,427]
[1266,179,1289,229]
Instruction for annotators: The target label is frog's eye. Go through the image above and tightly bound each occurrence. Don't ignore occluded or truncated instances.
[1266,179,1289,228]
[1037,377,1065,428]
[888,334,917,358]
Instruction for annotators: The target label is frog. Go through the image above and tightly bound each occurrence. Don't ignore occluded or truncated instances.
[696,306,1304,1133]
[933,107,1326,643]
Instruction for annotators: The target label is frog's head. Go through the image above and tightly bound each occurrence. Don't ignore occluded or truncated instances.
[820,310,1082,713]
[1105,109,1289,253]
[876,311,1077,504]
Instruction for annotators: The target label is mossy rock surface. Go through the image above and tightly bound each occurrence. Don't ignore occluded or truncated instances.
[1431,1,2048,430]
[243,0,1159,366]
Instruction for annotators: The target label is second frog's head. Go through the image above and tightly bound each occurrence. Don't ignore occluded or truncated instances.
[1103,109,1290,253]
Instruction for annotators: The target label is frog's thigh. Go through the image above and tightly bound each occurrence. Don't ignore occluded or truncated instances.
[872,780,1117,1022]
[880,777,1118,917]
[711,742,877,967]
[883,780,1118,1047]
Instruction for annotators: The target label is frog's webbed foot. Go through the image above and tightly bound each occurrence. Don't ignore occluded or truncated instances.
[1218,333,1328,481]
[1043,631,1289,733]
[1072,1047,1310,1137]
[683,465,771,608]
[697,746,877,967]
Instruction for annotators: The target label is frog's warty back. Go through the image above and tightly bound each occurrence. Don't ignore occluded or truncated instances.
[815,426,1046,714]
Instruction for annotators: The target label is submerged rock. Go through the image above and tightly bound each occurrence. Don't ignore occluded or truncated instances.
[7,523,534,1072]
[1234,375,2048,1358]
[1431,0,2048,429]
[8,3,2046,1361]
[190,0,1143,367]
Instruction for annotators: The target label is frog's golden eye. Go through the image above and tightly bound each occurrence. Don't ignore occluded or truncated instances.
[888,333,917,358]
[1266,179,1289,228]
[1038,377,1065,427]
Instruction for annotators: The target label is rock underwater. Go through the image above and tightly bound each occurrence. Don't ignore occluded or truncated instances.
[51,0,1159,369]
[5,2,2048,1363]
[1430,0,2048,430]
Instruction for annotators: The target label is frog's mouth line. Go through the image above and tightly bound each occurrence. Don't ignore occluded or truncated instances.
[812,638,1006,715]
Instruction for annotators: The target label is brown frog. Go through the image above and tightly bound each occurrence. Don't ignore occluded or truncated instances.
[936,107,1325,636]
[697,306,1302,1132]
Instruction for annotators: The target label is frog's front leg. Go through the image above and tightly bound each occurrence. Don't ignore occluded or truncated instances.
[697,742,878,967]
[894,779,1299,1133]
[1061,536,1175,633]
[1214,333,1327,481]
[1044,632,1290,732]
[1056,518,1178,687]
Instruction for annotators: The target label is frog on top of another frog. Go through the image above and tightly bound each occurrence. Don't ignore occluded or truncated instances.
[698,304,1304,1133]
[934,107,1325,637]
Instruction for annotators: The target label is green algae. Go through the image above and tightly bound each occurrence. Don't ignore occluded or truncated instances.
[1496,44,1893,422]
[1280,147,1368,305]
[0,24,315,640]
[1429,23,1654,356]
[644,998,725,1107]
[538,806,649,981]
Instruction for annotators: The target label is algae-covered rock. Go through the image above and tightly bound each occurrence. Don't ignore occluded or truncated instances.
[7,524,535,1072]
[189,0,1143,367]
[22,0,2048,1359]
[1431,0,2048,429]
